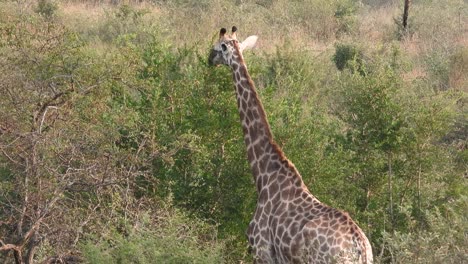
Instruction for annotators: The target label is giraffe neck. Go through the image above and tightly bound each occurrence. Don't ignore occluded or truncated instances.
[230,47,298,194]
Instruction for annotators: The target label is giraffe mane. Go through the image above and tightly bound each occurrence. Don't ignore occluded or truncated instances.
[232,41,298,172]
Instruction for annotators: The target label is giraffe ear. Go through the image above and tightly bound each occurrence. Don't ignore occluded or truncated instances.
[231,26,237,40]
[219,28,227,40]
[240,35,258,52]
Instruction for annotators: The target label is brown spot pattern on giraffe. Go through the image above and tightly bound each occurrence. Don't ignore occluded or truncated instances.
[210,29,373,263]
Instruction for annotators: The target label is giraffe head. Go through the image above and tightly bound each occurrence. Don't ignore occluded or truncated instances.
[208,26,258,67]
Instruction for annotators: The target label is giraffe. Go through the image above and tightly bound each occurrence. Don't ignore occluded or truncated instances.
[208,27,373,264]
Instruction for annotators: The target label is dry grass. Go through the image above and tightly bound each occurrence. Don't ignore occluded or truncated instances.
[357,3,398,43]
[26,0,468,88]
[60,2,105,30]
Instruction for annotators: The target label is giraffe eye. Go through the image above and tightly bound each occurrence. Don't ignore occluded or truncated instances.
[221,44,227,52]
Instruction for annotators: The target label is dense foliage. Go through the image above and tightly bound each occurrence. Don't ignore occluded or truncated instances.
[0,0,466,263]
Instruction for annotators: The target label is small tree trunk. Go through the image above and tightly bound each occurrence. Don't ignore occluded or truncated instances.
[14,249,23,264]
[417,163,421,208]
[403,0,411,30]
[388,152,394,231]
[25,233,39,264]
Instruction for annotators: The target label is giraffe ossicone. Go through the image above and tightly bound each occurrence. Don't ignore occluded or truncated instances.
[208,26,373,264]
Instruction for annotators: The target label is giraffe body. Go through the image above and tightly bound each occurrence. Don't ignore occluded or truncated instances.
[209,27,373,264]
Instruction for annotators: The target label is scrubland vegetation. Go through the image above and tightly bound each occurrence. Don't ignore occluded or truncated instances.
[0,0,467,263]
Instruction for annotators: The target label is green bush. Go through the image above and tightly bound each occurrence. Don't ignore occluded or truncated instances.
[81,209,225,264]
[332,42,365,73]
[97,4,151,43]
[424,50,450,90]
[379,197,468,263]
[332,52,463,256]
[35,0,58,18]
[334,0,358,36]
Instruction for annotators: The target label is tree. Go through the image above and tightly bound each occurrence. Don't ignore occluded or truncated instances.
[403,0,411,30]
[0,11,134,263]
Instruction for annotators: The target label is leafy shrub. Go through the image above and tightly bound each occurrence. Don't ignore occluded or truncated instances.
[448,47,468,90]
[35,0,58,18]
[332,42,365,73]
[424,49,451,91]
[334,0,358,35]
[97,4,150,43]
[378,197,468,264]
[394,14,415,40]
[81,209,225,264]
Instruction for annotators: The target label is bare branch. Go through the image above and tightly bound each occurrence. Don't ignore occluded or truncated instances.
[39,106,58,134]
[0,238,18,251]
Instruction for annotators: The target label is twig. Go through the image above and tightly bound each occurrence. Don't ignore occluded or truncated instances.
[39,106,58,134]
